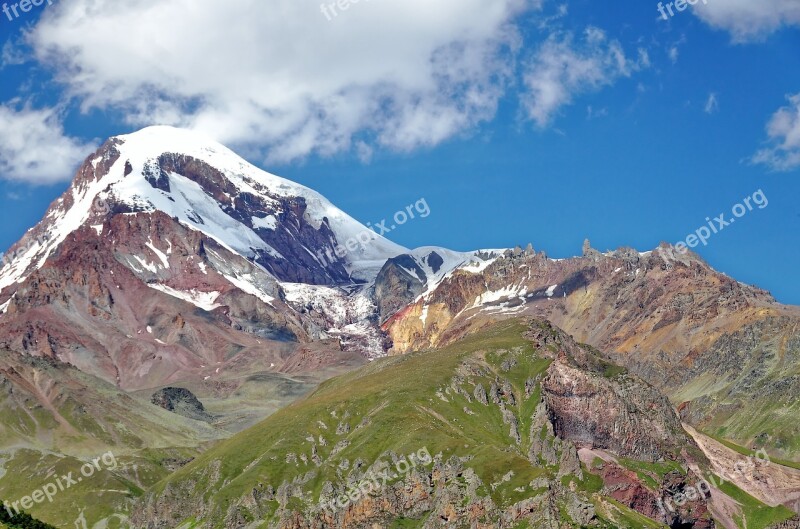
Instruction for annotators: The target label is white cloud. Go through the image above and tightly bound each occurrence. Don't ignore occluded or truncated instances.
[666,35,686,65]
[704,93,719,114]
[0,104,96,184]
[29,0,538,164]
[586,105,608,119]
[1,38,27,67]
[752,93,800,172]
[691,0,800,42]
[520,27,647,127]
[668,46,679,64]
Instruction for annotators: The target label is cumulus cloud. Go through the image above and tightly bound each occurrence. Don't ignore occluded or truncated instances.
[28,0,538,164]
[691,0,800,42]
[520,27,647,127]
[752,93,800,172]
[0,104,96,184]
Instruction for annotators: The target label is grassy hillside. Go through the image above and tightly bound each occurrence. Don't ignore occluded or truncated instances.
[4,318,793,528]
[0,350,213,528]
[149,321,553,509]
[135,319,728,528]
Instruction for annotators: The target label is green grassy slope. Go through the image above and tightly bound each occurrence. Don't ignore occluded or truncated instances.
[137,319,706,527]
[5,318,793,528]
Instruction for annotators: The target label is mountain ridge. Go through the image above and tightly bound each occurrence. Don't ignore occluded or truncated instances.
[0,126,798,528]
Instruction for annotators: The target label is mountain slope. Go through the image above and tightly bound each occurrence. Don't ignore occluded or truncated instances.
[379,243,800,461]
[0,127,395,527]
[0,126,404,292]
[132,319,782,529]
[0,126,404,436]
[0,125,408,395]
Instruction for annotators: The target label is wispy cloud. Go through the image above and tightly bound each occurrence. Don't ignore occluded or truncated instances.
[586,106,608,120]
[752,93,800,172]
[668,46,679,64]
[520,27,649,127]
[704,93,719,114]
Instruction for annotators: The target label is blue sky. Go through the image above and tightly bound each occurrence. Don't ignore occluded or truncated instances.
[1,0,799,302]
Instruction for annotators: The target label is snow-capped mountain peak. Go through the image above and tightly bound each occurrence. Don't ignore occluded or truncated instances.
[0,126,406,291]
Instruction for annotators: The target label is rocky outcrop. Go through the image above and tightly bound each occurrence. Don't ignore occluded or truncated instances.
[373,255,427,322]
[528,322,698,462]
[151,387,212,422]
[595,461,714,528]
[133,450,598,529]
[542,360,686,462]
[768,519,800,528]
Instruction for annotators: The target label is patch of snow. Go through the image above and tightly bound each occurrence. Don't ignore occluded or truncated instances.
[113,170,285,261]
[91,225,104,235]
[399,265,424,283]
[473,284,526,307]
[198,262,207,274]
[146,326,153,334]
[407,247,475,302]
[462,256,498,274]
[223,272,274,305]
[420,305,429,326]
[131,255,159,274]
[145,240,170,268]
[148,283,222,311]
[252,215,278,230]
[546,285,558,298]
[282,282,384,357]
[0,299,10,314]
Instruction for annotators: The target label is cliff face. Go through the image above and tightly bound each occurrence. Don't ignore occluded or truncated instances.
[526,322,696,463]
[373,255,428,323]
[542,356,684,462]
